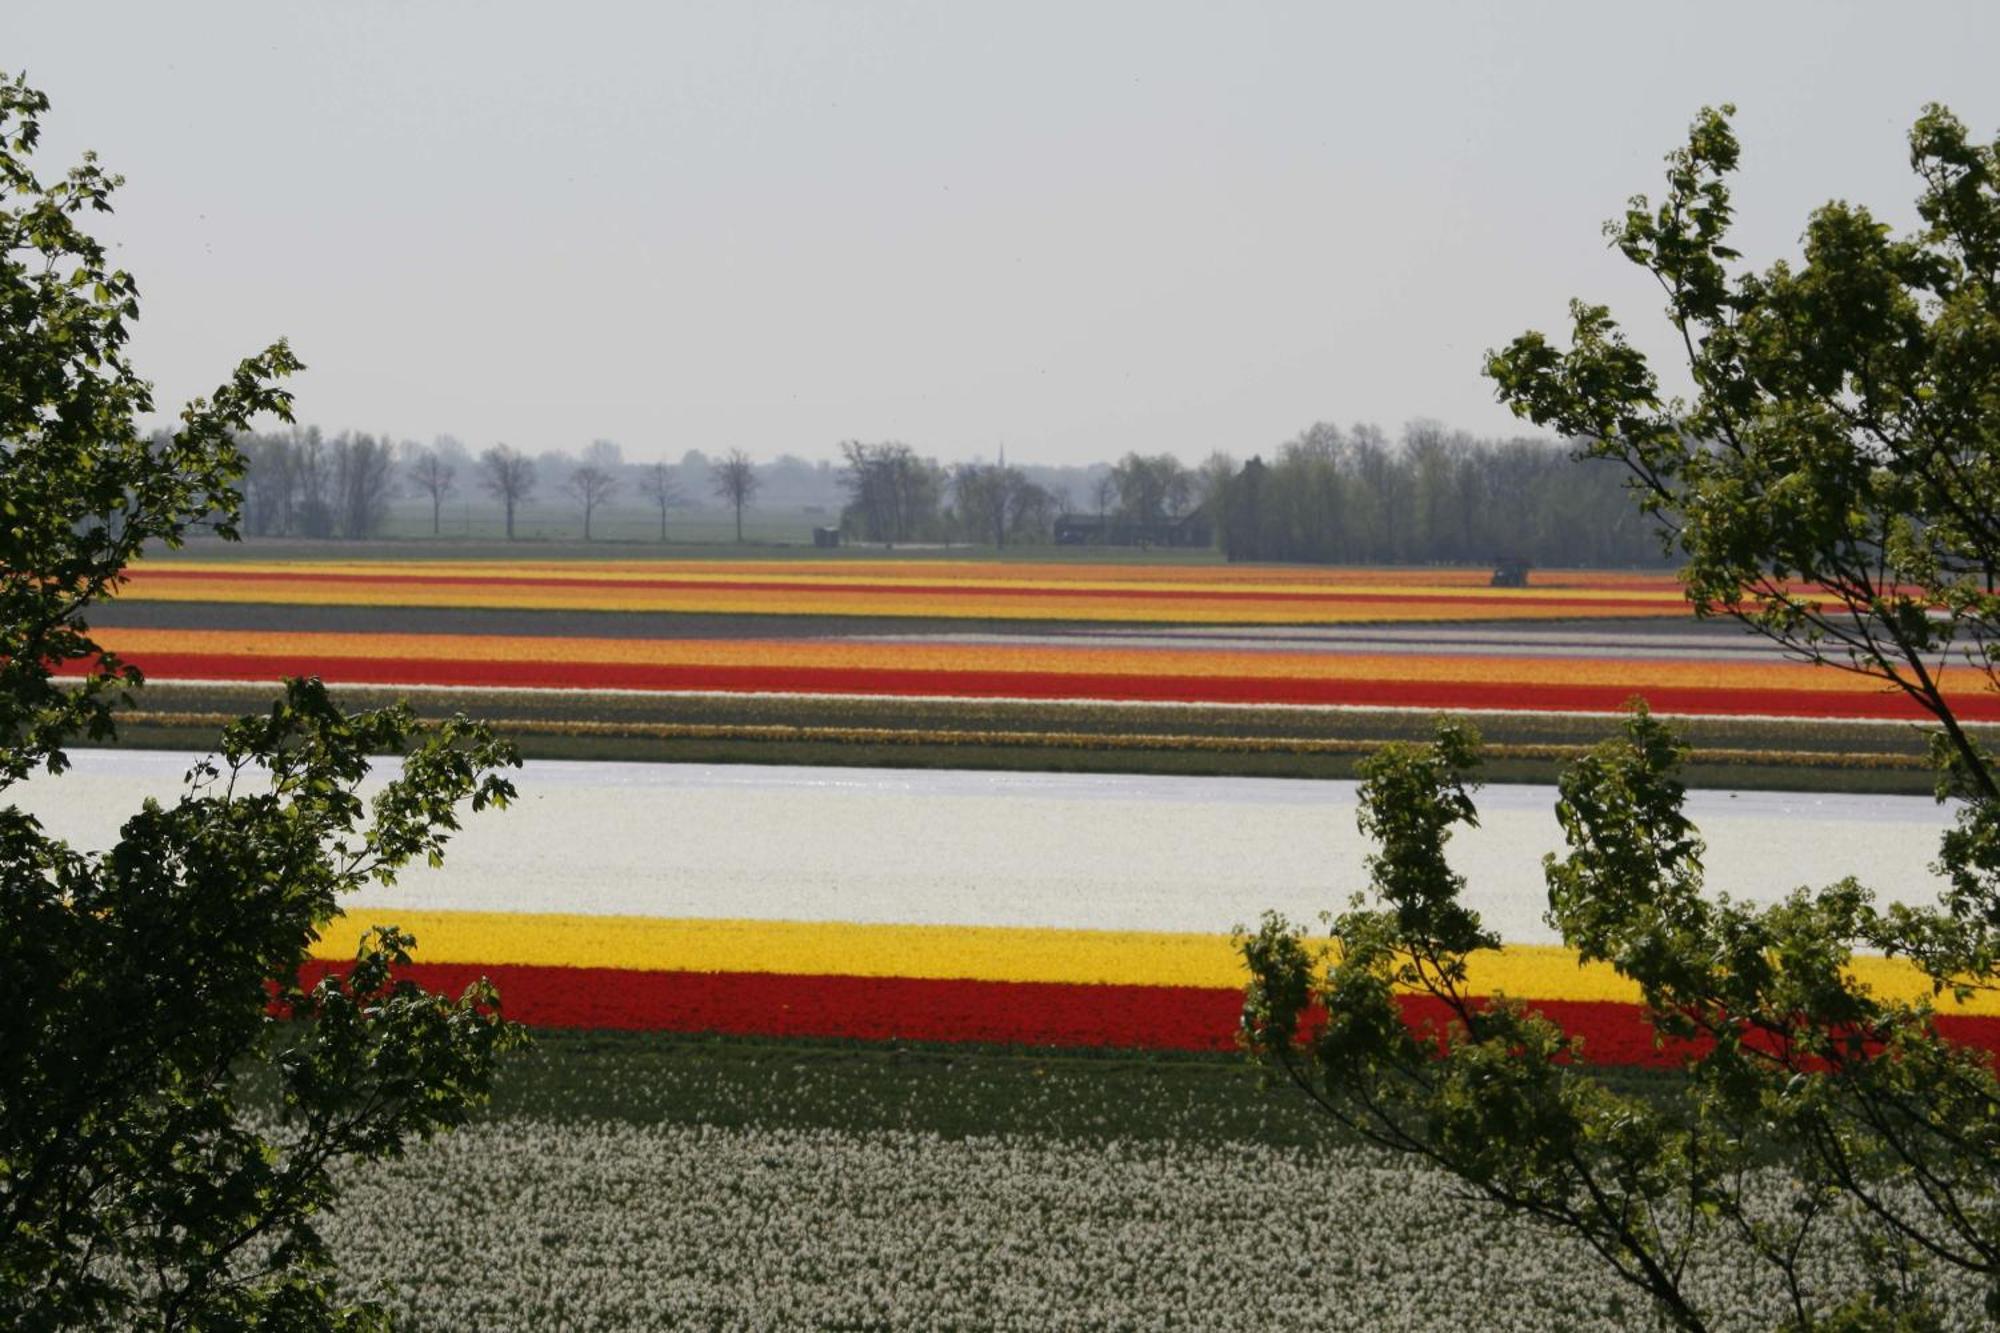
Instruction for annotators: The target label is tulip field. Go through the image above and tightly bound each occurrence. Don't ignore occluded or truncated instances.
[51,552,2000,1327]
[87,557,1999,721]
[25,745,1996,1328]
[115,558,1694,624]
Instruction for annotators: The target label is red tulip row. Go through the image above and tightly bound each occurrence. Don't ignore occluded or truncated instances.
[294,961,2000,1067]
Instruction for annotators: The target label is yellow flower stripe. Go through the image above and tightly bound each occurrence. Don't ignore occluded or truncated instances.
[311,909,2000,1017]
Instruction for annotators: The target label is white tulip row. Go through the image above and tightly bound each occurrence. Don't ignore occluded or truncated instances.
[315,1118,1982,1331]
[20,754,1955,943]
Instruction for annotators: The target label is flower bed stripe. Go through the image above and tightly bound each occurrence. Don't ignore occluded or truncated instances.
[291,960,2000,1066]
[129,559,1692,592]
[124,569,1686,614]
[119,585,1683,625]
[84,648,1999,721]
[85,626,1954,694]
[117,560,1697,623]
[307,910,2000,1018]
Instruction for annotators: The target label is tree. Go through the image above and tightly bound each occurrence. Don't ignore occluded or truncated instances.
[0,71,522,1327]
[239,429,306,537]
[407,444,457,537]
[329,431,395,539]
[1108,452,1192,531]
[1193,449,1236,515]
[479,444,535,540]
[1090,471,1117,543]
[636,460,682,542]
[1202,421,1664,566]
[710,447,759,542]
[837,441,945,545]
[950,460,1055,549]
[562,444,620,542]
[293,427,334,539]
[1243,105,2000,1330]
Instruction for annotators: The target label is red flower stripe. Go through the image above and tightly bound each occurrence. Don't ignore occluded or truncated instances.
[293,961,2000,1067]
[103,652,1997,721]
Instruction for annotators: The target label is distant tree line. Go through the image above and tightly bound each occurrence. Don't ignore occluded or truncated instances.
[226,419,1665,564]
[237,427,398,539]
[835,442,1062,547]
[1208,421,1664,567]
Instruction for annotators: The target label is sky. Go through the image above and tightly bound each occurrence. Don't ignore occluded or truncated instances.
[11,2,2000,466]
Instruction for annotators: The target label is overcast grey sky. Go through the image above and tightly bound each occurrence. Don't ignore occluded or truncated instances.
[13,2,2000,465]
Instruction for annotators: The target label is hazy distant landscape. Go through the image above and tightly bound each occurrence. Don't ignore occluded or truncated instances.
[13,4,2000,1330]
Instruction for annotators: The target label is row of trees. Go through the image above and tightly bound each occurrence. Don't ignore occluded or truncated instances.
[834,442,1065,547]
[237,428,398,540]
[236,430,765,542]
[227,424,1659,564]
[1209,422,1660,566]
[839,430,1658,566]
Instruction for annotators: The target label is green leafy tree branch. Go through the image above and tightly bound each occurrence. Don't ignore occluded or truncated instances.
[1245,105,2000,1331]
[0,72,523,1329]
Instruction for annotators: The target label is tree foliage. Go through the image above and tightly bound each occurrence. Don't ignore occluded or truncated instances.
[1107,452,1193,528]
[1243,106,2000,1330]
[1207,421,1659,566]
[837,441,945,544]
[234,429,397,540]
[949,461,1057,548]
[0,71,522,1328]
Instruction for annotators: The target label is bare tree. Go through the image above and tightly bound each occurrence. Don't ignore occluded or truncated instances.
[479,444,536,540]
[636,460,682,542]
[563,460,619,541]
[293,427,333,538]
[710,448,759,543]
[238,429,306,537]
[1091,472,1117,544]
[838,441,945,544]
[330,431,395,539]
[951,461,1055,549]
[408,446,457,537]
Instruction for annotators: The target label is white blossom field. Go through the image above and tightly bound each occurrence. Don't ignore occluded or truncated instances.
[313,1117,1986,1331]
[17,751,1958,942]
